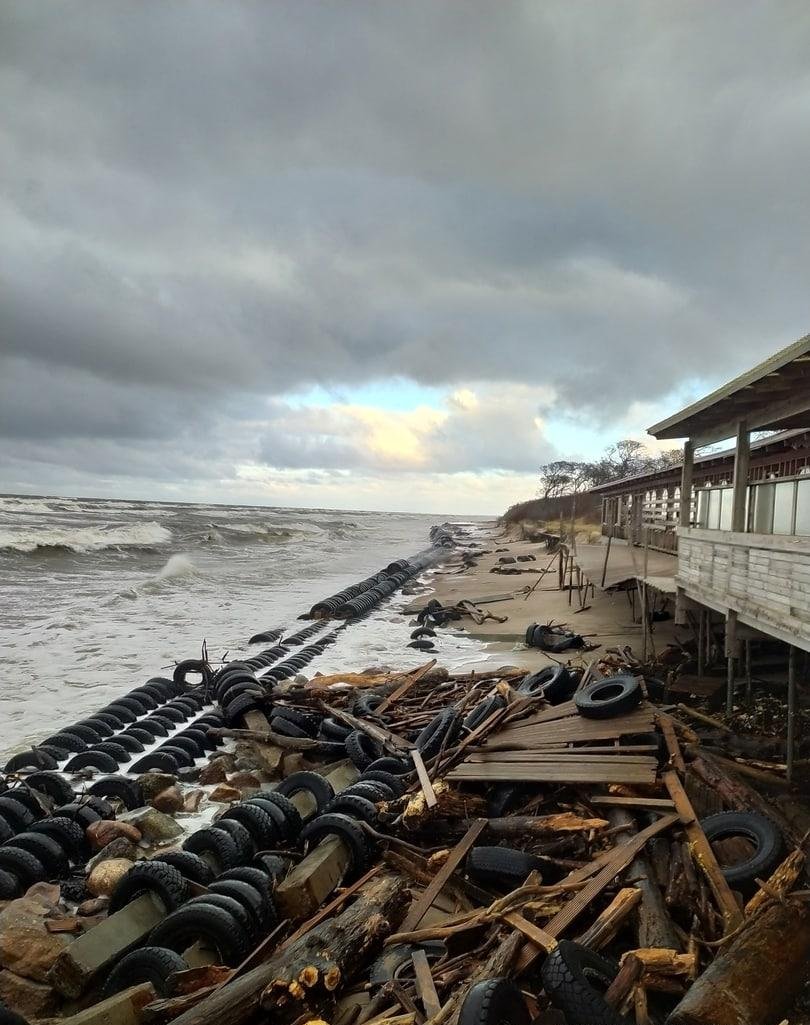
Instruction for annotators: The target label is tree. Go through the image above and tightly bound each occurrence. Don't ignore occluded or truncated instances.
[538,440,681,498]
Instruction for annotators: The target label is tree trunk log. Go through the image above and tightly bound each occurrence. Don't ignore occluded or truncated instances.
[668,901,810,1025]
[168,873,410,1025]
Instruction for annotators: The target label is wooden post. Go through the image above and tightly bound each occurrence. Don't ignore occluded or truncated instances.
[726,653,736,716]
[744,640,752,706]
[697,609,705,678]
[679,440,694,529]
[787,645,797,782]
[731,420,750,534]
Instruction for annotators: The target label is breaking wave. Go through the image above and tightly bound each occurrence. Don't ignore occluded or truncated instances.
[0,521,173,555]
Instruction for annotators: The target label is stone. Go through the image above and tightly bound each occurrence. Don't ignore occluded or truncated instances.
[86,820,142,852]
[282,752,306,777]
[136,772,177,802]
[151,786,183,814]
[182,790,204,814]
[85,839,139,874]
[0,969,60,1018]
[77,897,109,917]
[0,896,73,982]
[118,807,183,844]
[86,860,132,899]
[24,883,61,907]
[208,784,241,804]
[177,765,201,783]
[227,770,261,791]
[199,757,230,785]
[244,741,283,778]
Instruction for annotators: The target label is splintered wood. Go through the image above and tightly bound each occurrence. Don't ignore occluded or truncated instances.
[448,699,657,784]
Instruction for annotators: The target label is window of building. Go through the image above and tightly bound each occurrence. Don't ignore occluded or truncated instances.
[773,481,795,534]
[796,479,810,535]
[751,483,775,534]
[718,487,733,531]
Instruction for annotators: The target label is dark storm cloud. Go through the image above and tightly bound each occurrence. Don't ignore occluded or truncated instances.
[1,0,810,490]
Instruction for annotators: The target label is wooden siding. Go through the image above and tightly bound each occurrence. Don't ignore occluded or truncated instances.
[677,526,810,652]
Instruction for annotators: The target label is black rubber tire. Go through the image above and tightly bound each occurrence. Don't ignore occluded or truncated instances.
[271,707,321,737]
[220,804,279,848]
[700,811,784,887]
[63,724,106,745]
[300,813,373,875]
[122,726,157,746]
[102,946,188,999]
[575,675,642,720]
[146,675,183,697]
[53,802,102,830]
[0,817,13,845]
[355,693,384,719]
[165,735,203,761]
[320,718,352,741]
[326,794,379,824]
[88,776,144,811]
[137,718,170,738]
[152,705,186,725]
[208,879,268,933]
[156,744,195,768]
[269,716,311,739]
[213,818,255,862]
[458,978,530,1025]
[415,708,462,759]
[247,794,303,841]
[463,694,507,732]
[80,716,114,737]
[103,703,139,724]
[63,750,119,773]
[0,847,46,887]
[466,846,545,888]
[30,817,86,860]
[276,772,334,818]
[88,712,126,732]
[541,940,625,1025]
[0,868,21,900]
[10,832,69,877]
[36,745,70,763]
[150,902,250,966]
[42,732,88,754]
[24,772,75,806]
[487,785,525,818]
[113,695,152,716]
[130,752,179,774]
[156,851,216,886]
[176,728,213,754]
[519,666,576,705]
[4,750,59,773]
[107,733,145,755]
[109,861,189,915]
[91,742,131,765]
[345,781,395,802]
[222,692,260,725]
[127,688,160,710]
[83,795,115,820]
[1,789,45,819]
[345,731,382,770]
[173,659,213,692]
[0,797,36,831]
[183,826,241,872]
[253,853,291,880]
[148,713,179,731]
[360,770,406,797]
[217,867,276,923]
[184,892,254,939]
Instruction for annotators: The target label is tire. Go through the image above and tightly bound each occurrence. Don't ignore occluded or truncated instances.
[219,804,279,848]
[272,707,321,737]
[53,803,102,829]
[213,818,255,862]
[42,732,88,754]
[146,675,183,697]
[355,693,384,719]
[176,728,213,754]
[541,940,625,1025]
[345,781,395,802]
[63,724,106,745]
[91,742,131,764]
[152,705,185,725]
[155,851,215,886]
[1,789,45,819]
[361,770,405,797]
[487,785,525,818]
[415,708,461,759]
[463,695,507,732]
[320,718,352,741]
[113,695,152,717]
[64,750,120,773]
[108,733,145,755]
[247,794,303,841]
[270,716,310,739]
[157,744,195,768]
[208,879,268,933]
[466,847,545,888]
[127,688,160,710]
[37,745,70,763]
[183,826,241,872]
[24,772,75,806]
[168,734,204,759]
[0,868,21,900]
[701,812,784,887]
[102,946,188,999]
[0,797,36,831]
[369,940,447,984]
[109,861,189,915]
[4,750,59,773]
[137,719,170,738]
[326,794,379,824]
[10,832,69,877]
[217,867,276,922]
[173,659,213,692]
[223,693,260,725]
[0,818,13,845]
[30,817,86,860]
[458,979,530,1025]
[79,716,115,737]
[0,847,46,888]
[103,703,139,724]
[575,675,642,720]
[88,712,126,732]
[519,666,575,705]
[88,776,144,811]
[300,813,373,876]
[150,902,250,967]
[185,893,254,940]
[83,795,115,819]
[122,726,157,746]
[275,772,334,818]
[253,853,291,880]
[345,731,382,770]
[130,752,179,774]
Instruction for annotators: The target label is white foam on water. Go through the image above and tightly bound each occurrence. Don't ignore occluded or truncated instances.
[0,520,172,554]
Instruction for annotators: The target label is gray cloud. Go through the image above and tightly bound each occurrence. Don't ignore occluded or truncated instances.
[1,1,810,499]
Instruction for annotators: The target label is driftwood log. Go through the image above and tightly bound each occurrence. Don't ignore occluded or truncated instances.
[168,873,410,1025]
[668,901,810,1025]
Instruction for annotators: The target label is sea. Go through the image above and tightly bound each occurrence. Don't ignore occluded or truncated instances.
[0,494,486,757]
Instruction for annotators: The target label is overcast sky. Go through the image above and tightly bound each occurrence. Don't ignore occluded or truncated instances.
[1,2,809,514]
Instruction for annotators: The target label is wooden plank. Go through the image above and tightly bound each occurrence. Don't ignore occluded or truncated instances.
[449,763,657,785]
[590,796,676,810]
[656,714,686,774]
[375,660,437,716]
[501,911,556,953]
[514,813,680,974]
[399,819,487,933]
[411,949,441,1019]
[411,749,437,808]
[663,770,743,930]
